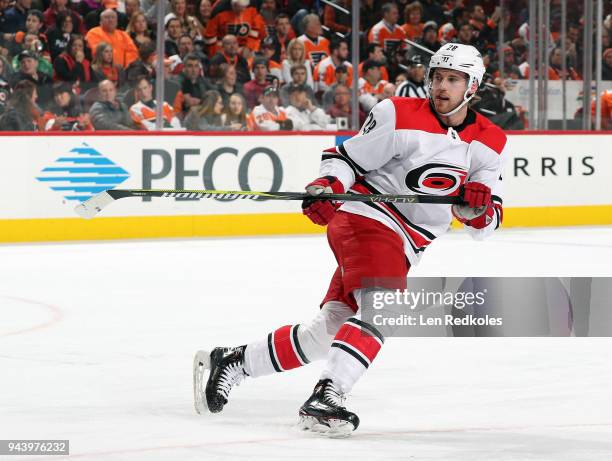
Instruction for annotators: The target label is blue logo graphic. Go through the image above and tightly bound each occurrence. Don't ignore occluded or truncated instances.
[36,143,130,202]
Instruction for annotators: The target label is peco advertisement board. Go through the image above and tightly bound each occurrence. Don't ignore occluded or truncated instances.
[0,132,610,242]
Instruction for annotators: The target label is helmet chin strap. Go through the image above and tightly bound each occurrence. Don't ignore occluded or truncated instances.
[433,87,475,117]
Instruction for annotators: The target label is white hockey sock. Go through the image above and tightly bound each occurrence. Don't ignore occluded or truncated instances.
[243,301,353,378]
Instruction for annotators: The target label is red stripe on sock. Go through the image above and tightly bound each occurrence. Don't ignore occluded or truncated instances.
[273,325,302,371]
[334,323,382,363]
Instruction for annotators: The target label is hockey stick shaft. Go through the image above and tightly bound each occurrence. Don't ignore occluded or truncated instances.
[74,188,462,219]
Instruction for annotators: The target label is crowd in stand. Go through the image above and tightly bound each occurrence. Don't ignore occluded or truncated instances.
[0,0,609,131]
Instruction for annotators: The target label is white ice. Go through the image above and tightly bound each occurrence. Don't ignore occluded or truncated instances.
[1,226,612,460]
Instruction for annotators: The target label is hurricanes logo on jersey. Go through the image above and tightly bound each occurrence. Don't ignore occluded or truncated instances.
[405,163,467,196]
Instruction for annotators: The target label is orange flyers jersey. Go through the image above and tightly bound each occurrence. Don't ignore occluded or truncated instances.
[247,104,289,131]
[368,20,406,54]
[205,7,267,54]
[129,100,180,130]
[313,56,353,91]
[358,77,388,95]
[358,62,389,81]
[297,34,330,67]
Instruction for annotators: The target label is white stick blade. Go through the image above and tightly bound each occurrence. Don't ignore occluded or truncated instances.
[74,191,115,219]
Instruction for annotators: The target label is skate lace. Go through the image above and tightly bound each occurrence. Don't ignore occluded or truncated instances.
[323,382,346,408]
[217,362,246,398]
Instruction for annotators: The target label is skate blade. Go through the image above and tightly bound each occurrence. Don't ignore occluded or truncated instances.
[193,350,211,415]
[298,415,355,438]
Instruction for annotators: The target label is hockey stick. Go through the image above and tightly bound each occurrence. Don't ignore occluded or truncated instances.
[74,188,463,219]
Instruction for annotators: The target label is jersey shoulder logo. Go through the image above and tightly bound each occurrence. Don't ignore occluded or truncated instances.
[405,162,468,196]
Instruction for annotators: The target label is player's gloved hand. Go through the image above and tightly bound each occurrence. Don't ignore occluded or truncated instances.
[452,182,494,229]
[302,176,344,226]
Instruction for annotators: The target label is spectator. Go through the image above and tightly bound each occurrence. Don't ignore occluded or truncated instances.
[42,81,92,130]
[91,42,124,86]
[124,0,141,19]
[216,63,242,105]
[368,3,406,55]
[47,11,75,59]
[89,79,134,130]
[222,92,247,130]
[469,5,498,49]
[381,81,395,99]
[180,52,212,112]
[208,34,250,83]
[259,0,277,38]
[183,89,225,130]
[321,64,349,110]
[285,84,329,131]
[395,54,426,98]
[281,38,314,88]
[413,20,440,65]
[268,13,294,63]
[323,0,351,36]
[297,13,329,67]
[246,85,292,131]
[12,50,53,108]
[358,59,387,112]
[2,0,32,34]
[0,80,41,130]
[165,0,202,40]
[12,10,50,58]
[178,34,194,59]
[124,39,155,85]
[129,76,181,130]
[498,45,520,79]
[43,0,86,35]
[244,58,269,109]
[260,37,283,82]
[394,71,407,86]
[126,11,153,48]
[548,47,580,80]
[402,1,424,41]
[10,32,53,77]
[85,0,129,30]
[85,8,138,68]
[204,0,266,56]
[53,34,93,89]
[420,0,444,26]
[453,22,479,48]
[195,0,212,32]
[603,48,612,81]
[313,38,352,94]
[164,16,182,56]
[359,43,389,82]
[327,82,365,125]
[280,63,315,106]
[0,60,11,114]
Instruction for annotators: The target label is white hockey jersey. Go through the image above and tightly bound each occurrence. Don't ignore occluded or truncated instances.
[320,97,506,266]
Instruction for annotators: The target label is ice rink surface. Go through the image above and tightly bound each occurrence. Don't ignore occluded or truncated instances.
[2,226,612,460]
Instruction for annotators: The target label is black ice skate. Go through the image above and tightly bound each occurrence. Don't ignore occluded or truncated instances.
[193,346,247,414]
[298,379,359,437]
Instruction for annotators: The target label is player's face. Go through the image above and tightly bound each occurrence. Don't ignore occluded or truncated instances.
[431,68,468,114]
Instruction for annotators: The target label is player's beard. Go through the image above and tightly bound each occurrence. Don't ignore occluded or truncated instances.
[432,92,463,115]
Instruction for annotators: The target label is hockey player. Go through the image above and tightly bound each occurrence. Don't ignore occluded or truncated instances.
[195,43,506,436]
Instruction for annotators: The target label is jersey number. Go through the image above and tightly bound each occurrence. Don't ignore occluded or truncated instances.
[362,113,376,135]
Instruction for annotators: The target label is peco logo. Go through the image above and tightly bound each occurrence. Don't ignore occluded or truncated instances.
[142,146,283,201]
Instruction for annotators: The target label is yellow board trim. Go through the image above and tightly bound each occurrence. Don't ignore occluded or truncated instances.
[1,205,611,243]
